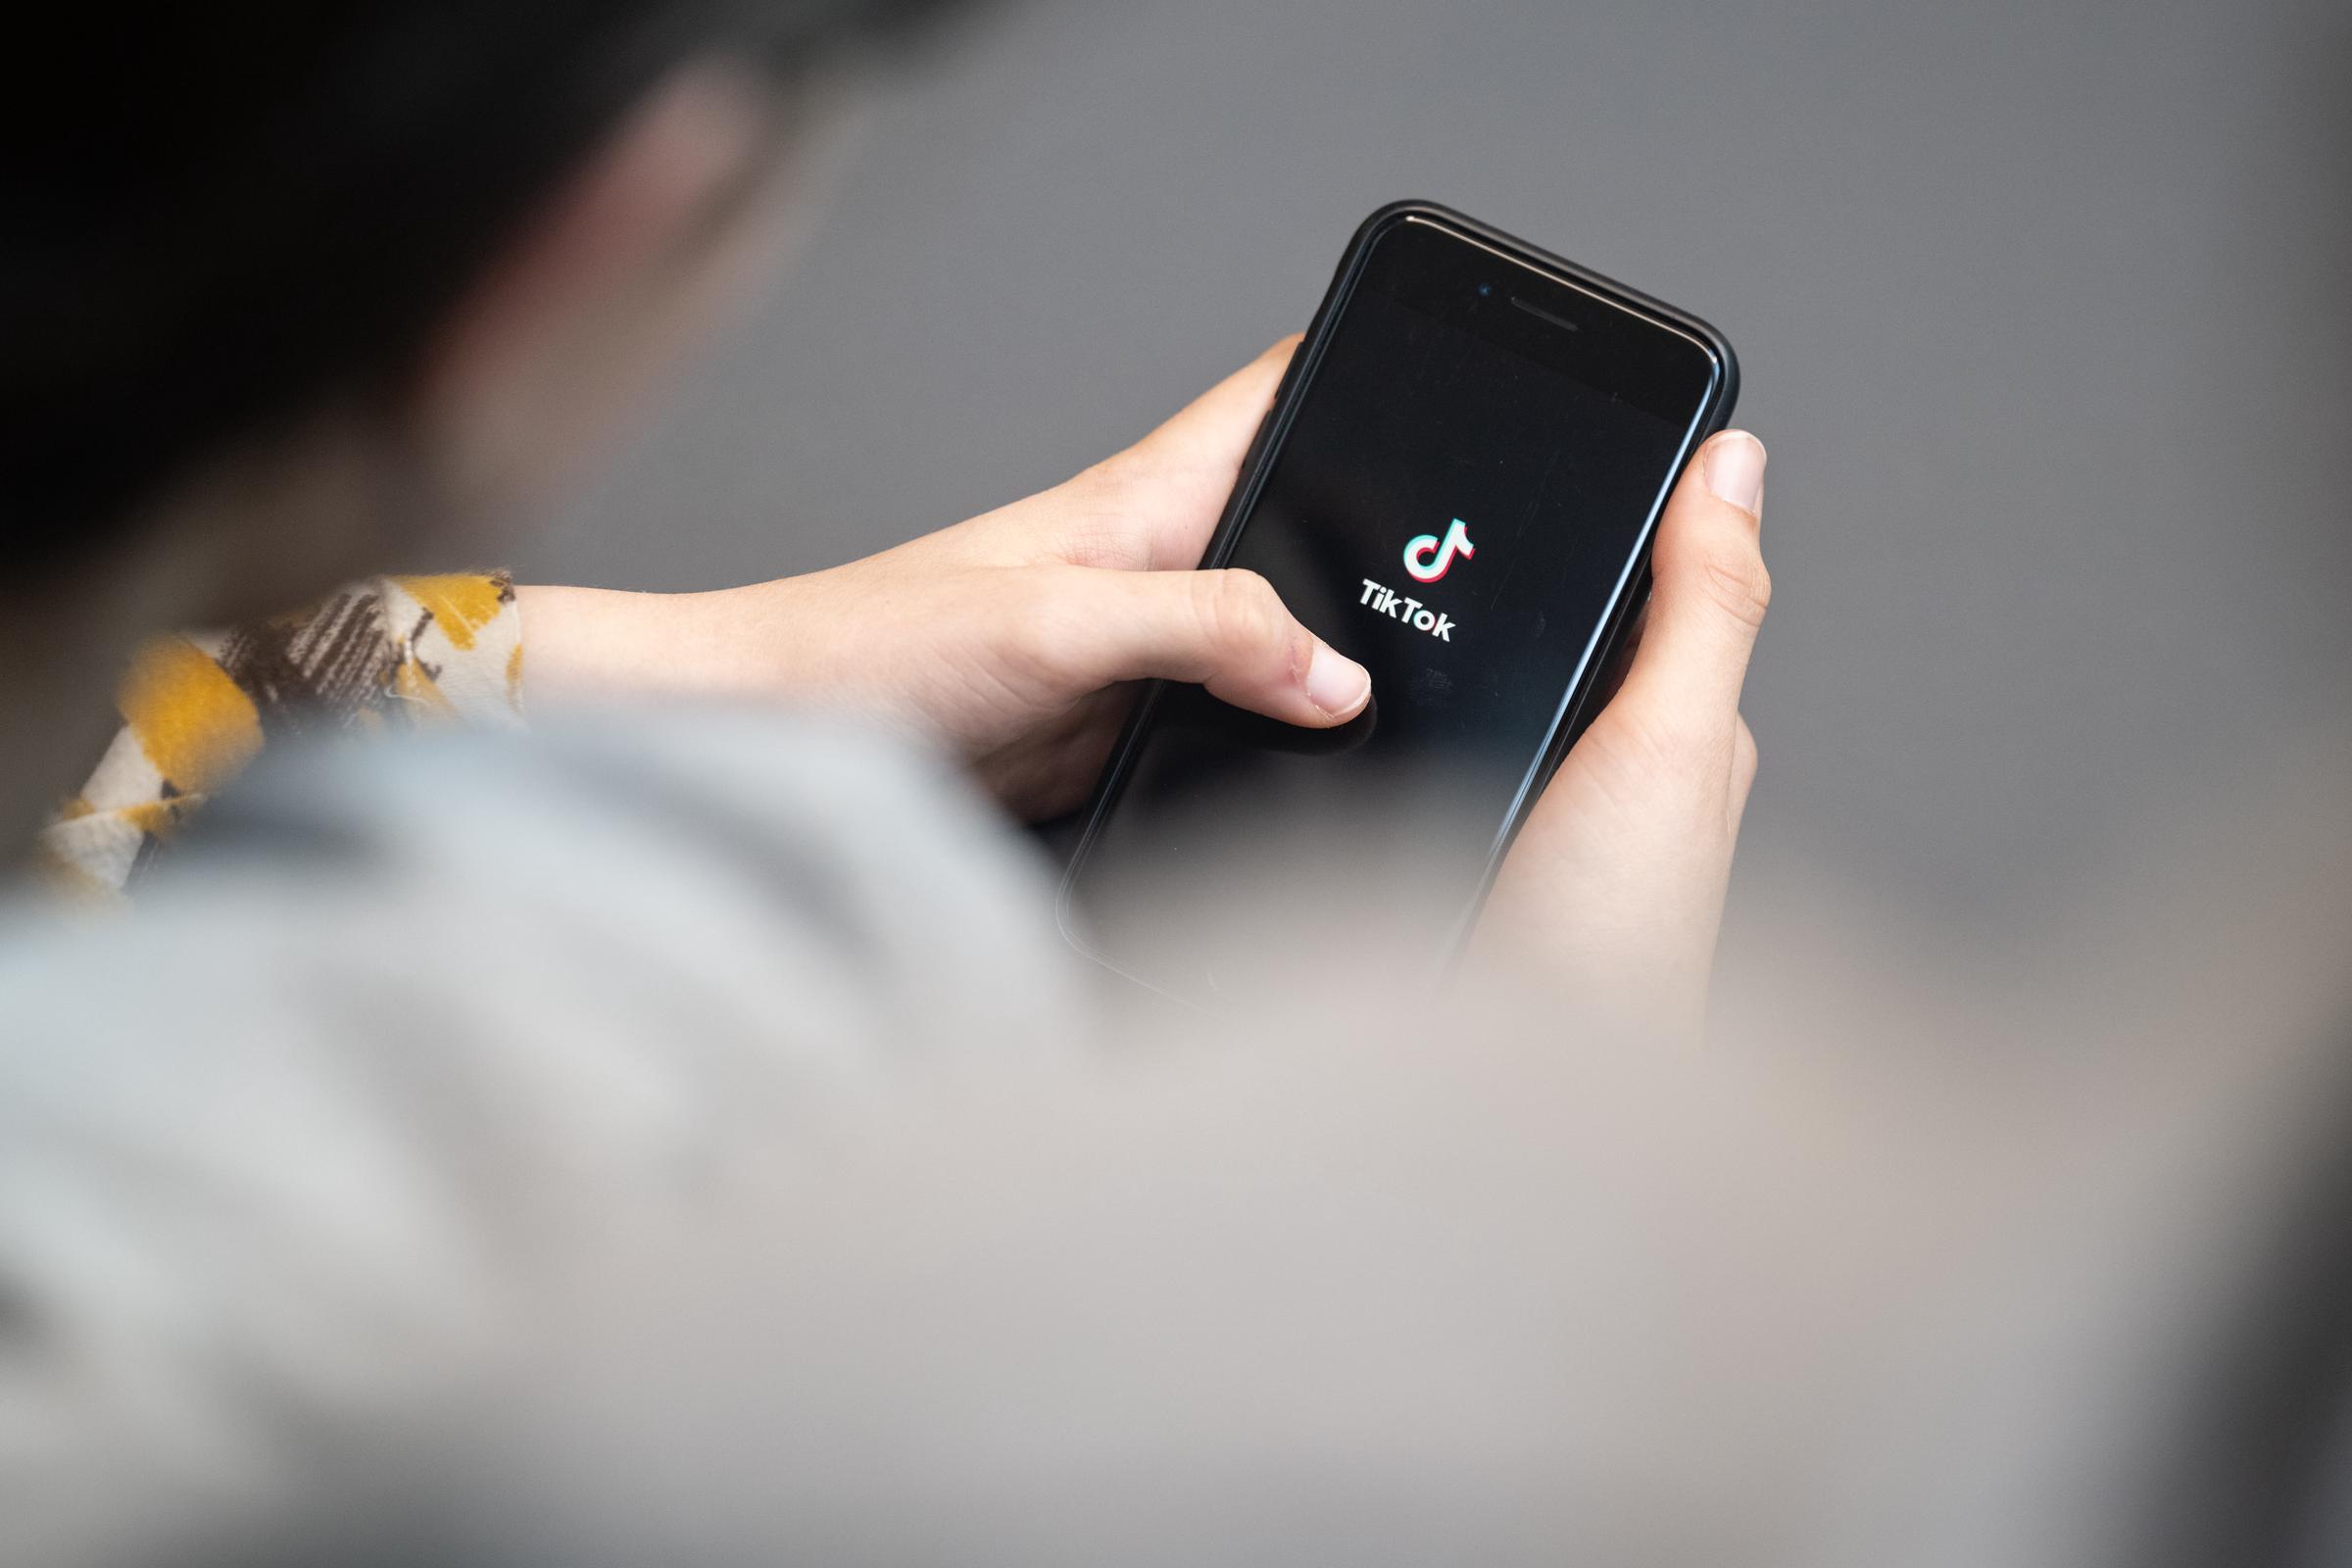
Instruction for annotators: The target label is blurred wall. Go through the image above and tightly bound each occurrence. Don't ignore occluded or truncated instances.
[518,0,2352,958]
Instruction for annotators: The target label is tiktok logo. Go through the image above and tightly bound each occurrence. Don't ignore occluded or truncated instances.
[1402,518,1476,583]
[1363,516,1474,642]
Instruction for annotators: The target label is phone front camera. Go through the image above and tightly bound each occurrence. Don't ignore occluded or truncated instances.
[1477,282,1493,298]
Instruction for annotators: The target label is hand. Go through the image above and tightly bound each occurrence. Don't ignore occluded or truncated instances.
[517,338,1369,819]
[1476,430,1770,1035]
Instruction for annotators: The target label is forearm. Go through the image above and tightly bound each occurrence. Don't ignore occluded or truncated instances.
[514,581,828,709]
[512,585,691,706]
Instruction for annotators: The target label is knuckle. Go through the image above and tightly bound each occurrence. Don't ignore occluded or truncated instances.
[1195,568,1279,646]
[1732,715,1760,787]
[1697,539,1773,628]
[1194,568,1306,681]
[1611,683,1759,787]
[1616,705,1716,778]
[1728,715,1761,827]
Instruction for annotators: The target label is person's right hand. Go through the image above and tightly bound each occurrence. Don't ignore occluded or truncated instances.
[516,339,1366,822]
[1476,430,1770,1035]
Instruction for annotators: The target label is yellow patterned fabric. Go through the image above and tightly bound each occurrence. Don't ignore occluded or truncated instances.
[38,572,524,898]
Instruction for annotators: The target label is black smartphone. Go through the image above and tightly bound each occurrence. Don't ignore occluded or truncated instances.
[1058,202,1739,1002]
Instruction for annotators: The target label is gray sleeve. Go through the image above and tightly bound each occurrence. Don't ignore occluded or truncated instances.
[0,711,1087,1568]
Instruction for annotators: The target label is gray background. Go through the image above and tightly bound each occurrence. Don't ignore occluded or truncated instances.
[519,0,2352,958]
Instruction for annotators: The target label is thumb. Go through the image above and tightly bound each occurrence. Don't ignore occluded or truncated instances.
[1616,430,1770,733]
[1047,564,1371,727]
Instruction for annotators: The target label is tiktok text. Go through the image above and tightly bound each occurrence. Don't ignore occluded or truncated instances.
[1359,578,1456,641]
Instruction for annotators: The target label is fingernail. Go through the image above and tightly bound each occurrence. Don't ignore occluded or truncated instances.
[1304,641,1371,718]
[1705,431,1767,515]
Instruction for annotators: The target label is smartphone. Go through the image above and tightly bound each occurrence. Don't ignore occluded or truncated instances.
[1058,202,1739,1003]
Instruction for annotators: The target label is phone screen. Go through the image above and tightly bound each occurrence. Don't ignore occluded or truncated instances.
[1065,215,1725,996]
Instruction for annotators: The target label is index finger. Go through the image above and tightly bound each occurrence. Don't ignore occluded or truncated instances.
[1105,335,1302,570]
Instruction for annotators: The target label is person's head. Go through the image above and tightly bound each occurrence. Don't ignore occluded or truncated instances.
[3,1,959,626]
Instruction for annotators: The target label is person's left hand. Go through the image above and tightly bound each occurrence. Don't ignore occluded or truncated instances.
[519,337,1367,819]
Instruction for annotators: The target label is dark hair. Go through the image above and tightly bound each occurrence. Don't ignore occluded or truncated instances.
[1,1,956,575]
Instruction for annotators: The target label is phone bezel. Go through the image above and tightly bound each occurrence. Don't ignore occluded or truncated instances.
[1055,200,1740,1001]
